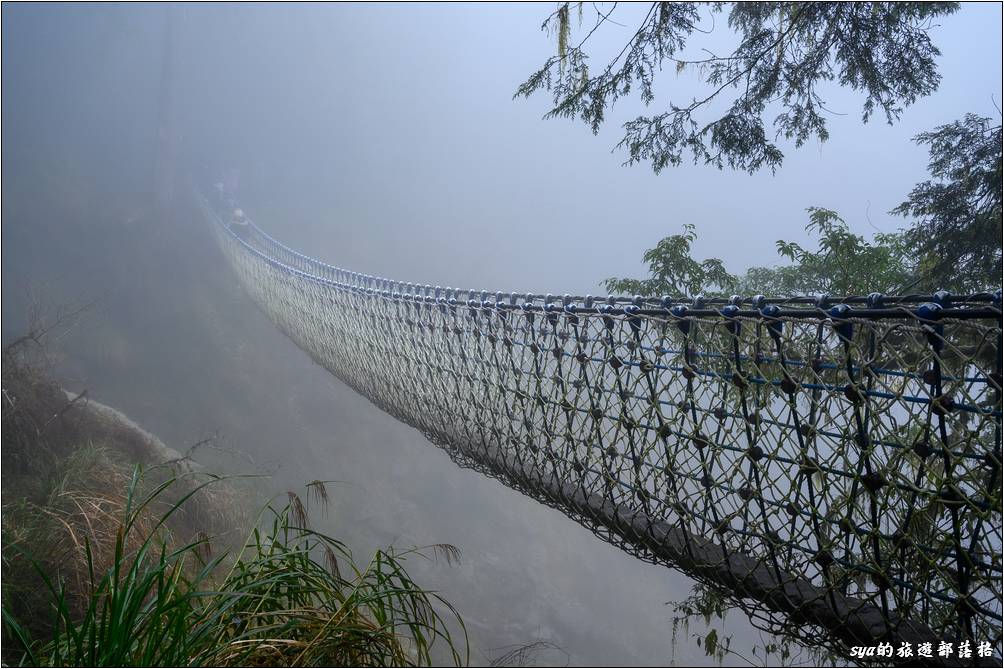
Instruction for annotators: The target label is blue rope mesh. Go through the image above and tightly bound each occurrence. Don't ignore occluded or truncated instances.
[200,193,1002,659]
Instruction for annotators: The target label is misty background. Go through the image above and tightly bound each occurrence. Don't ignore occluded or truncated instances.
[3,2,1002,665]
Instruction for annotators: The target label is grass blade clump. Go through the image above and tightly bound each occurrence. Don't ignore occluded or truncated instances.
[2,472,468,667]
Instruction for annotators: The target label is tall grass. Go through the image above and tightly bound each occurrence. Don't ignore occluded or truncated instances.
[2,468,468,667]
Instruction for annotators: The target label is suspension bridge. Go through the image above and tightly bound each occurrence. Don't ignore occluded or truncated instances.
[199,192,1002,662]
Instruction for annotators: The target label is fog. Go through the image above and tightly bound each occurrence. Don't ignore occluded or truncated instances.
[3,2,1001,665]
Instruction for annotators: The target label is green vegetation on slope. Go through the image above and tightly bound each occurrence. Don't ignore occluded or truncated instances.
[1,340,468,667]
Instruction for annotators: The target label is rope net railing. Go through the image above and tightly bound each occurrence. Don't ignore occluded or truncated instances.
[200,193,1002,660]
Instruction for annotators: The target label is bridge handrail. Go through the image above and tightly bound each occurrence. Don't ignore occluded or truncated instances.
[220,194,1002,313]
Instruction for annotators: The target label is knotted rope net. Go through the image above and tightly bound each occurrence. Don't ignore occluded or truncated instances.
[200,193,1002,661]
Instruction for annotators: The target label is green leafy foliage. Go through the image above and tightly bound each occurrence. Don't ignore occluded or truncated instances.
[517,2,959,173]
[519,4,998,292]
[741,207,916,296]
[893,113,1003,291]
[604,209,916,298]
[599,108,1002,297]
[602,223,737,296]
[668,582,839,666]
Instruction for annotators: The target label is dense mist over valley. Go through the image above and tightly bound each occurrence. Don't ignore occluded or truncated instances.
[3,3,1002,666]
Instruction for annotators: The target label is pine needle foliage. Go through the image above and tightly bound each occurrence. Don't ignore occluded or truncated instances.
[517,2,959,173]
[893,113,1003,291]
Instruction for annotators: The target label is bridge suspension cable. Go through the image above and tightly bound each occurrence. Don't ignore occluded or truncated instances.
[200,193,1002,660]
